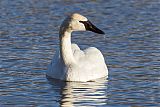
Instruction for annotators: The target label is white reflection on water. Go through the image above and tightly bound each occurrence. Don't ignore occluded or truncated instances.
[47,77,108,107]
[0,0,160,106]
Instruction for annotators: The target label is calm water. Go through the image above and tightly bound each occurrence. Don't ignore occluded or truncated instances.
[0,0,160,106]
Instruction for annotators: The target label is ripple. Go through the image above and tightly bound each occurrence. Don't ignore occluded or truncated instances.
[0,0,160,106]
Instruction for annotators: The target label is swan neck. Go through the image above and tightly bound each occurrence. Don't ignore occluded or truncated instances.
[60,31,75,65]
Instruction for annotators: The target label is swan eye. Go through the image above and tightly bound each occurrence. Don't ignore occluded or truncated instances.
[79,21,89,29]
[79,21,105,34]
[79,21,86,24]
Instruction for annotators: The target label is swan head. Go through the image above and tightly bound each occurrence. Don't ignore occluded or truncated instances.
[61,13,105,34]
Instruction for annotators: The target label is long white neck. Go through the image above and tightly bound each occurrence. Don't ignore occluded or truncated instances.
[60,31,75,65]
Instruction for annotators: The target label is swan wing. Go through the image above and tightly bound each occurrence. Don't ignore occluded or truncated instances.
[47,48,64,79]
[84,47,104,62]
[72,46,107,81]
[71,43,80,51]
[72,43,85,61]
[72,46,105,66]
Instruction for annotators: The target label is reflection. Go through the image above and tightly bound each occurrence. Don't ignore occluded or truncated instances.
[47,76,108,107]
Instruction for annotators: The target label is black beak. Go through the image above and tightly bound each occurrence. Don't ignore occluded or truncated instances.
[79,20,105,34]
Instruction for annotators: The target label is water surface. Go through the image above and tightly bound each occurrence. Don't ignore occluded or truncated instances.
[0,0,160,106]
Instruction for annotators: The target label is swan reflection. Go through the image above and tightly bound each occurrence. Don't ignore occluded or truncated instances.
[47,77,108,107]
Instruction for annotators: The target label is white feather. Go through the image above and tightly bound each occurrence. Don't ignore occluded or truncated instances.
[47,13,108,82]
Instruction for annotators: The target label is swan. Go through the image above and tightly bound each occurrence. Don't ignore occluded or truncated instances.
[47,13,108,82]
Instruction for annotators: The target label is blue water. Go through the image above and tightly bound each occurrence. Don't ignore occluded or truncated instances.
[0,0,160,106]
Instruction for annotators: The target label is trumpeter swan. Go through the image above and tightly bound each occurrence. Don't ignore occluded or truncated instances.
[47,13,108,82]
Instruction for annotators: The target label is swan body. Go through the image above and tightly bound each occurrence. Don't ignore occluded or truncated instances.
[47,13,108,82]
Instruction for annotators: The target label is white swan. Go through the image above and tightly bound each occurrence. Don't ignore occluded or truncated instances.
[47,13,108,82]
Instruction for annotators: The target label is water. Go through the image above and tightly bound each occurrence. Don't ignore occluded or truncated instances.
[0,0,160,106]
